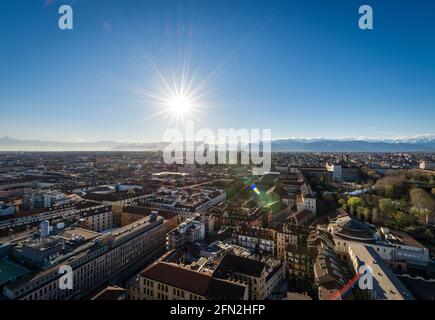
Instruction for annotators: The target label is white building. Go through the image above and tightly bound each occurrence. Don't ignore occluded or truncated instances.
[329,216,429,270]
[348,244,414,300]
[419,161,435,170]
[326,163,342,181]
[296,183,317,214]
[23,190,68,210]
[168,216,205,249]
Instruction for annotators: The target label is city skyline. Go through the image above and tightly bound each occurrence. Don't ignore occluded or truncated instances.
[1,0,435,306]
[2,0,435,143]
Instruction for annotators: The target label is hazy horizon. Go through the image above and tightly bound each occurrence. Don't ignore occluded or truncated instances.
[2,0,435,143]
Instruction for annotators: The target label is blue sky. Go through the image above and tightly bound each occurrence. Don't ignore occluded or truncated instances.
[1,0,435,142]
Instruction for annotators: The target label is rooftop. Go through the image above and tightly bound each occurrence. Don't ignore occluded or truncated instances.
[0,259,30,286]
[140,261,247,299]
[213,254,266,279]
[350,244,414,300]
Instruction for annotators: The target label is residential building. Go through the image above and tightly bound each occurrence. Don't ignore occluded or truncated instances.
[313,243,348,300]
[296,183,316,214]
[289,209,316,226]
[276,224,310,261]
[3,214,166,300]
[168,215,205,249]
[79,206,114,232]
[120,205,180,232]
[419,161,435,170]
[213,254,284,300]
[234,225,276,256]
[140,261,249,300]
[22,190,68,210]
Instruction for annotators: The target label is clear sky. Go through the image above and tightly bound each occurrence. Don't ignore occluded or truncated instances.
[1,0,435,142]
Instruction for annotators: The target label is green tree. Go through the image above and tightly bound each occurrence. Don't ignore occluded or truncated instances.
[394,211,409,228]
[338,198,347,209]
[356,206,370,222]
[379,198,395,215]
[347,197,364,213]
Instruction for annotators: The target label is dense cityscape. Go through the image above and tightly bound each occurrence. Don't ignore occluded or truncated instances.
[0,151,434,300]
[3,0,435,312]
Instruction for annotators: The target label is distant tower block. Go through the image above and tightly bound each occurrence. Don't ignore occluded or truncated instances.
[40,220,50,238]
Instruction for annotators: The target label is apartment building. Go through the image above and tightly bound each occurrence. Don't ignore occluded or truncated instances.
[143,187,226,219]
[213,254,284,300]
[296,183,316,214]
[3,215,166,300]
[168,216,205,249]
[285,243,316,280]
[326,163,361,182]
[419,161,435,170]
[276,224,310,261]
[139,261,249,300]
[22,190,68,210]
[234,225,276,256]
[289,209,316,226]
[120,205,179,232]
[313,243,348,300]
[79,206,114,232]
[285,228,335,282]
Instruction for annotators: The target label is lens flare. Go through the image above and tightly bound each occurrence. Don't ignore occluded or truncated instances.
[168,94,192,115]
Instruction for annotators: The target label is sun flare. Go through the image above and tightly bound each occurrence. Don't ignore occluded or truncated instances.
[116,57,218,128]
[168,94,192,115]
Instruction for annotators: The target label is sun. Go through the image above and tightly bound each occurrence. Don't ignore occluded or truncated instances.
[168,94,192,115]
[116,57,217,127]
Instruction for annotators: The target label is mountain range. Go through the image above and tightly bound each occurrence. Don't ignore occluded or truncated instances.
[1,136,435,152]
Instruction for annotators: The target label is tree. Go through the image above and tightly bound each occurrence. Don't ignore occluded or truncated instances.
[379,198,395,215]
[363,207,371,221]
[356,206,370,222]
[394,211,409,228]
[347,197,364,213]
[367,169,380,180]
[375,175,406,198]
[338,198,347,209]
[371,208,381,224]
[410,188,435,212]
